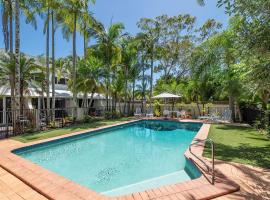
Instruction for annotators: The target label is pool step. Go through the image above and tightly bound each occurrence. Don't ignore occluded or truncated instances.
[102,170,191,197]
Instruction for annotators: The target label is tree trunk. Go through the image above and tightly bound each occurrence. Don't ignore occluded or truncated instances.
[46,7,50,115]
[124,66,128,116]
[9,0,13,54]
[150,49,154,107]
[132,79,135,113]
[236,102,243,122]
[89,87,96,109]
[14,0,20,112]
[51,10,55,121]
[10,75,15,110]
[142,58,145,113]
[72,12,77,119]
[229,94,235,122]
[20,78,24,110]
[83,26,87,59]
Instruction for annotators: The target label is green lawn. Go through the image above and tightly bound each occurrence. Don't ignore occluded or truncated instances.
[203,124,270,169]
[12,117,135,143]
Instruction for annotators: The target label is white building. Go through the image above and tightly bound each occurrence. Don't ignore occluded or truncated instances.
[0,49,107,123]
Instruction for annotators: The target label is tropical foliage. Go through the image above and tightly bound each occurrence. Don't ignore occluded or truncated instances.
[0,0,269,131]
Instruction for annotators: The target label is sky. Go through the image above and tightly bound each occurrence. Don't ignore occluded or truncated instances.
[0,0,229,58]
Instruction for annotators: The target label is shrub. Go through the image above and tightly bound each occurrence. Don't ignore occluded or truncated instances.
[84,115,94,123]
[104,111,121,119]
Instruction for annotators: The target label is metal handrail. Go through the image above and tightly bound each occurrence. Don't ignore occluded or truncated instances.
[189,138,215,184]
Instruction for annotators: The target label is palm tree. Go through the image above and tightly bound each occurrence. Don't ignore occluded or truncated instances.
[93,22,125,111]
[76,56,104,113]
[196,0,205,6]
[129,61,141,113]
[15,0,20,111]
[0,53,44,110]
[120,35,138,115]
[1,0,12,52]
[59,0,94,117]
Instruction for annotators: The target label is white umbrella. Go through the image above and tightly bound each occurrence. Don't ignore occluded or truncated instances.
[152,92,181,99]
[152,92,181,114]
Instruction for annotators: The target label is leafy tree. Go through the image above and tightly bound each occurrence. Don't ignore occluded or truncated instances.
[92,22,125,111]
[76,55,104,112]
[0,53,45,109]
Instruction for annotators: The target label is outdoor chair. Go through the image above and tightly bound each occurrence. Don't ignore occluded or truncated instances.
[163,110,170,118]
[212,109,232,123]
[146,108,154,118]
[179,110,187,118]
[134,107,143,117]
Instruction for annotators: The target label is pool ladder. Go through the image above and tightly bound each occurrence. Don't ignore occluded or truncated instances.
[189,138,215,185]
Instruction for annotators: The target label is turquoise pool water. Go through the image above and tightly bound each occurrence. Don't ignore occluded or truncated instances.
[14,120,202,196]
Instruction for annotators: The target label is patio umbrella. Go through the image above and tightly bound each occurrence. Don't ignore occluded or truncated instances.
[152,92,181,112]
[152,92,181,99]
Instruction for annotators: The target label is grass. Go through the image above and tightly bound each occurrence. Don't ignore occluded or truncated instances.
[12,117,135,143]
[203,124,270,169]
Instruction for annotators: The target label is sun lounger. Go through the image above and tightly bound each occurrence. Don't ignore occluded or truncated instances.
[146,108,154,118]
[134,107,143,117]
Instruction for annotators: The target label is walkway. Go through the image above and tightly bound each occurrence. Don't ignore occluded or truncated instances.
[0,167,48,200]
[214,161,270,200]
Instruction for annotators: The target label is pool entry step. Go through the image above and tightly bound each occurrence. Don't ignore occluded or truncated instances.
[102,170,191,196]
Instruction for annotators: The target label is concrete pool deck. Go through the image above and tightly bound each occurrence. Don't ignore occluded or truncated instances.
[0,119,248,200]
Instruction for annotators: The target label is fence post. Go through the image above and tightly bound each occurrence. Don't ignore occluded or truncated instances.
[3,97,6,124]
[36,108,40,130]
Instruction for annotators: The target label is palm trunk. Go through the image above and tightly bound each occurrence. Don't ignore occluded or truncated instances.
[83,26,87,58]
[132,79,135,112]
[229,94,235,122]
[83,92,87,115]
[10,75,15,110]
[14,0,20,112]
[89,87,96,108]
[9,0,13,54]
[150,49,154,107]
[20,78,24,110]
[51,10,55,121]
[72,12,77,119]
[124,66,128,115]
[142,58,145,113]
[46,7,50,115]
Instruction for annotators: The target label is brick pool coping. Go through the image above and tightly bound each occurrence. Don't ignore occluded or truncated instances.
[0,119,240,200]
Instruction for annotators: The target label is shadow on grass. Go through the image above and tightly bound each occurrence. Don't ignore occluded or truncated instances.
[13,117,135,142]
[214,125,255,132]
[204,142,270,169]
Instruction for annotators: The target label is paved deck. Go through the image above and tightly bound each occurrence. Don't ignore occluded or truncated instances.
[214,161,270,200]
[0,167,48,200]
[0,119,245,200]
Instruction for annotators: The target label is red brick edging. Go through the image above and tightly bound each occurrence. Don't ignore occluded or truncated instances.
[0,119,240,200]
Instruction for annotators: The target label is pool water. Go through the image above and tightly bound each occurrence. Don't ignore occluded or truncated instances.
[14,120,202,196]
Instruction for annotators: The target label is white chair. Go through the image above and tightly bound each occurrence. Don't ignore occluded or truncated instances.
[163,110,170,118]
[134,107,143,117]
[179,110,187,118]
[146,108,154,118]
[173,109,181,118]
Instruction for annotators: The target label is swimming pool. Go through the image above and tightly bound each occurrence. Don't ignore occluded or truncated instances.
[14,120,202,196]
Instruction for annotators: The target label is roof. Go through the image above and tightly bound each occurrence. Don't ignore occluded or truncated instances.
[0,86,106,100]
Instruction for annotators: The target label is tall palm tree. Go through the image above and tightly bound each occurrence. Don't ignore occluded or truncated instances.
[60,0,94,117]
[93,22,125,111]
[0,53,45,109]
[120,35,137,115]
[14,0,20,111]
[196,0,205,6]
[76,56,104,113]
[1,0,12,52]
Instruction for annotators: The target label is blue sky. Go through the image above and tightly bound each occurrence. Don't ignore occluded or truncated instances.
[0,0,228,58]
